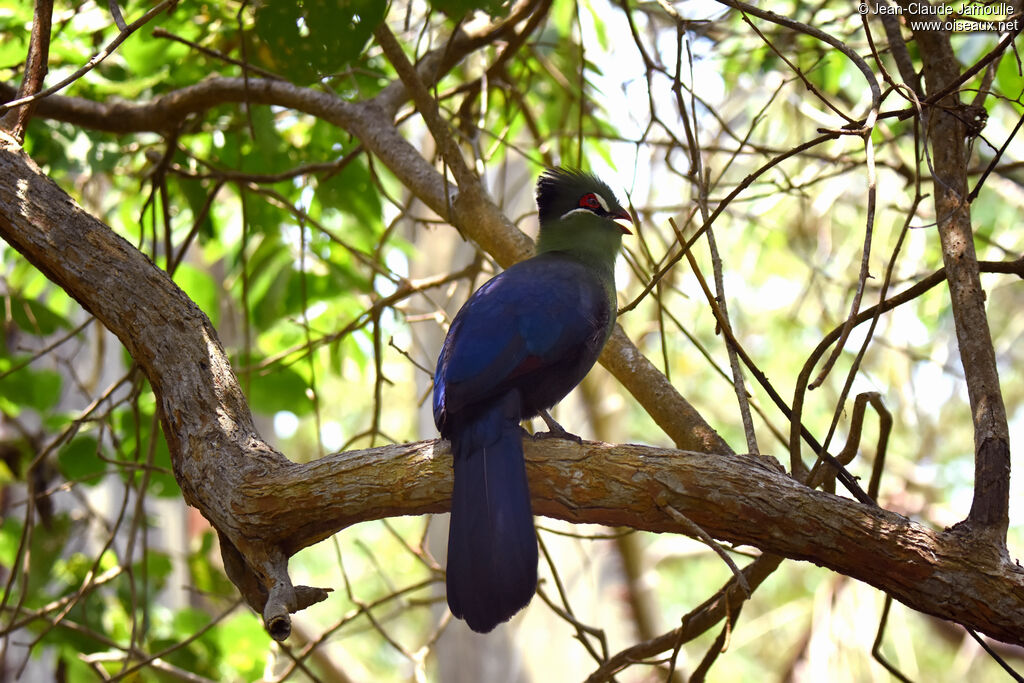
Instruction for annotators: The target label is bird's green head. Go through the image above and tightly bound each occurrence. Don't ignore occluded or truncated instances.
[536,168,632,231]
[535,168,633,263]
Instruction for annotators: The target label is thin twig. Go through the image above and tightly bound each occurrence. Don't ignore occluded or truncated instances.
[965,627,1024,682]
[0,0,176,114]
[662,503,750,598]
[1,0,53,141]
[151,27,285,81]
[619,132,842,315]
[585,555,784,683]
[871,595,914,683]
[672,22,759,454]
[678,226,873,503]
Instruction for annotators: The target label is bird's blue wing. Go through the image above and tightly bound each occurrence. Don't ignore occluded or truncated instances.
[433,255,608,431]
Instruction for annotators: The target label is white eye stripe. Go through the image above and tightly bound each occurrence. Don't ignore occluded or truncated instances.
[560,194,611,221]
[559,207,595,220]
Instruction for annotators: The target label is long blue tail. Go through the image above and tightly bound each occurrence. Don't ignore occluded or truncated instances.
[446,394,538,633]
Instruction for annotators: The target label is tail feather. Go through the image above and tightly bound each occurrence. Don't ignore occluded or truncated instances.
[446,394,537,633]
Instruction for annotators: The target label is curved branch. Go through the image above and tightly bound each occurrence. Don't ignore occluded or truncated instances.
[900,0,1013,541]
[0,131,324,639]
[188,433,1024,648]
[3,126,1024,647]
[4,71,729,453]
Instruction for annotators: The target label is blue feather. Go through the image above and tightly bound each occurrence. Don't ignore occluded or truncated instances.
[433,167,628,632]
[445,391,537,633]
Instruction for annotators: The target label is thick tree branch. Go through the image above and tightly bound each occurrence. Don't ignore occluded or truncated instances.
[900,1,1012,543]
[0,0,52,142]
[255,437,1024,652]
[0,73,729,454]
[3,132,1024,647]
[0,131,325,640]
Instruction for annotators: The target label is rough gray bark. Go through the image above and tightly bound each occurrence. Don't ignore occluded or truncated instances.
[1,0,1020,655]
[900,0,1013,543]
[0,73,730,456]
[2,133,1024,647]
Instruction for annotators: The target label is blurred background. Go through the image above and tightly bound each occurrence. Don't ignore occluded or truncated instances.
[0,0,1022,680]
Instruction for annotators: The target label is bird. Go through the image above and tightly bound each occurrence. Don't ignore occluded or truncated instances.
[433,168,632,633]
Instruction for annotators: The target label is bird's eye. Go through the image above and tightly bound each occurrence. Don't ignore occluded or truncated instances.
[579,193,602,211]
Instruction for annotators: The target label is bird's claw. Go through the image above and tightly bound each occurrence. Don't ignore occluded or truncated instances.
[533,409,583,443]
[532,426,583,444]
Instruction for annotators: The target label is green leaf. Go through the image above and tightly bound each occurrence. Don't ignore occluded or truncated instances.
[0,5,32,68]
[0,362,62,415]
[213,613,266,681]
[0,516,22,567]
[315,159,382,231]
[173,606,213,634]
[57,436,107,484]
[244,106,292,174]
[996,51,1024,101]
[249,257,294,328]
[246,362,313,416]
[188,530,235,596]
[7,294,71,335]
[0,457,13,486]
[174,175,217,243]
[428,0,510,19]
[135,550,173,595]
[22,514,72,607]
[253,0,386,84]
[174,262,221,326]
[113,407,181,498]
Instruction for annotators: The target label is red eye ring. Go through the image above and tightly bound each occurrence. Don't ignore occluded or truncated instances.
[579,193,602,210]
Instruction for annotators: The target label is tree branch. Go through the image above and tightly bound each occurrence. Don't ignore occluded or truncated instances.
[233,435,1024,647]
[900,1,1012,543]
[3,69,731,454]
[3,93,1024,648]
[0,130,325,640]
[0,0,53,142]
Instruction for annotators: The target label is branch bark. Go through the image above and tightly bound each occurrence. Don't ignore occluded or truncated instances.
[2,132,1024,647]
[0,72,730,455]
[3,7,1021,655]
[900,2,1012,543]
[250,437,1024,649]
[0,0,52,141]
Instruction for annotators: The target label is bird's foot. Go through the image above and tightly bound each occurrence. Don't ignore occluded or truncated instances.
[532,410,583,444]
[533,428,583,444]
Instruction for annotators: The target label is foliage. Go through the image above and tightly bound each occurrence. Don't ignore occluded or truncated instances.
[0,0,1022,681]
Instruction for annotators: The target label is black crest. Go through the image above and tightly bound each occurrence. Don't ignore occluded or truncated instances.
[535,168,623,225]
